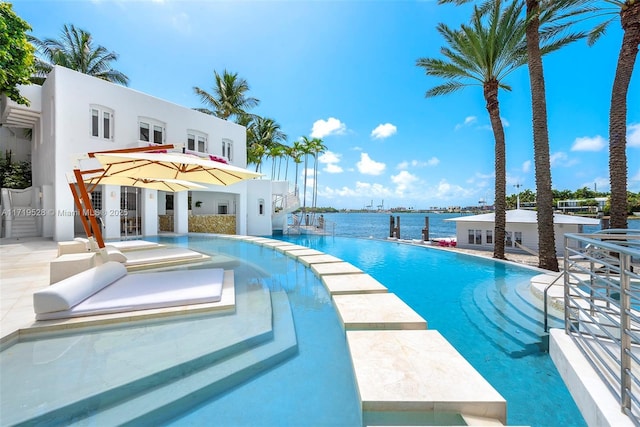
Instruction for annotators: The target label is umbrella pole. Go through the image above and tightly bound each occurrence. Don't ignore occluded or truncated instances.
[68,182,92,240]
[73,169,105,248]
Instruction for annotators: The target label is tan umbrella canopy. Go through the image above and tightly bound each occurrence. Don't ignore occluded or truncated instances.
[70,145,261,248]
[83,174,207,192]
[92,151,262,185]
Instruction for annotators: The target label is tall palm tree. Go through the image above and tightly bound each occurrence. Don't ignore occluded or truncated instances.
[30,24,129,85]
[193,70,259,120]
[309,138,327,210]
[595,0,640,229]
[418,0,528,259]
[290,140,305,196]
[439,0,591,271]
[299,136,316,212]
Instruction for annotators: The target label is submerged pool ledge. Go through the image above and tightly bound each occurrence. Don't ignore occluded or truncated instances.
[229,235,508,425]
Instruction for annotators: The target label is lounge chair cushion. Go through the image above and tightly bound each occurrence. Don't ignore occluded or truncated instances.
[35,267,226,320]
[103,245,127,263]
[34,262,127,314]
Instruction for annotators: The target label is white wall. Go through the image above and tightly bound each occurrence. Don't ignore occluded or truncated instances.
[246,180,273,236]
[37,65,265,241]
[456,221,588,256]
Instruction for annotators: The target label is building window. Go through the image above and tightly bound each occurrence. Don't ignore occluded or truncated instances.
[90,105,114,140]
[91,190,103,212]
[468,229,483,245]
[505,231,513,247]
[514,231,522,246]
[218,203,228,215]
[222,139,233,161]
[258,199,265,216]
[139,118,165,144]
[486,230,493,244]
[187,131,208,153]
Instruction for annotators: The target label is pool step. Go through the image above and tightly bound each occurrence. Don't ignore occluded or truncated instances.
[7,287,294,427]
[76,291,297,426]
[462,280,554,357]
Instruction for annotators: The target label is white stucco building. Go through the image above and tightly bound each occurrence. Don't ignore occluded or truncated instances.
[447,209,602,255]
[1,66,294,241]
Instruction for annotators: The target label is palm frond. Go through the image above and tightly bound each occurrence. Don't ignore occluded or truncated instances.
[426,81,469,97]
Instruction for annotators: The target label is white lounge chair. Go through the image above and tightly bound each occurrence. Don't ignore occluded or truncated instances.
[34,262,225,320]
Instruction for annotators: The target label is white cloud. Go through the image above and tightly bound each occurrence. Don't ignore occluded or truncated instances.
[311,117,346,138]
[550,151,578,167]
[522,160,531,173]
[356,153,386,175]
[434,179,474,200]
[628,123,640,147]
[571,135,606,151]
[479,117,510,131]
[322,182,392,199]
[319,151,340,164]
[397,158,439,170]
[426,157,440,166]
[391,170,418,196]
[319,151,342,173]
[371,123,397,140]
[324,163,343,173]
[455,116,477,130]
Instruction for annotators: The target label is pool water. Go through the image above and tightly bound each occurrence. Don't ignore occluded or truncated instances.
[1,234,586,426]
[276,235,587,427]
[169,236,362,426]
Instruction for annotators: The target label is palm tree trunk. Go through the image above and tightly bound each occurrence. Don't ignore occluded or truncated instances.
[526,0,559,272]
[609,2,640,229]
[485,80,506,260]
[302,154,308,210]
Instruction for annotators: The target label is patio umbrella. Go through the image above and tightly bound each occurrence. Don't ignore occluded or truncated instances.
[83,174,207,192]
[92,151,262,185]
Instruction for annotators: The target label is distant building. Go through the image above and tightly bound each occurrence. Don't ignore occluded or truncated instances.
[446,209,601,255]
[556,197,608,215]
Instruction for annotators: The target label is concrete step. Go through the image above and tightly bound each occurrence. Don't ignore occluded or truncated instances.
[76,291,297,426]
[3,286,276,426]
[10,216,37,237]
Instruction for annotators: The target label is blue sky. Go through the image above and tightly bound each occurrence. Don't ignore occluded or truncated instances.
[13,0,640,210]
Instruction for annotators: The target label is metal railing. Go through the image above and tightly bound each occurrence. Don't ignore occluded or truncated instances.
[563,231,640,424]
[286,213,335,236]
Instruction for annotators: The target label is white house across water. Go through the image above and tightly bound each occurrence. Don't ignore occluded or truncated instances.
[447,209,601,255]
[0,66,297,241]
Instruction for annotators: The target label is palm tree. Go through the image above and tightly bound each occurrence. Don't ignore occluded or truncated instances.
[438,0,591,271]
[30,24,129,85]
[417,0,528,259]
[250,116,287,174]
[193,70,259,120]
[595,0,640,229]
[299,136,316,212]
[309,138,327,210]
[290,140,305,196]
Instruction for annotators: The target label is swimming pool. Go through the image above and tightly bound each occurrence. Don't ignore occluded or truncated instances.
[276,234,586,427]
[1,234,585,426]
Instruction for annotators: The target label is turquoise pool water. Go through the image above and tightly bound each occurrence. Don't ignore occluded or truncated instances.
[1,234,586,426]
[276,234,587,427]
